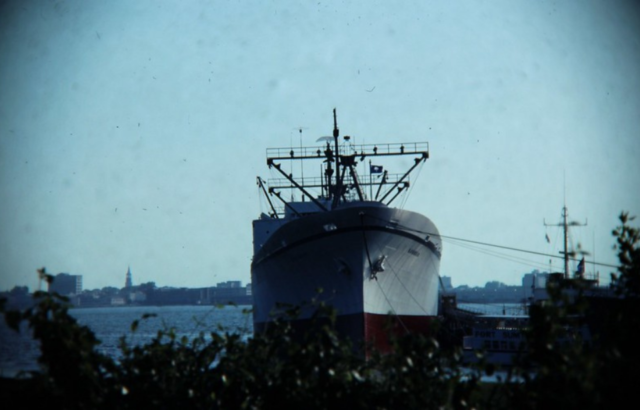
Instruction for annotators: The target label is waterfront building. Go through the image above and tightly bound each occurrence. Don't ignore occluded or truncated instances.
[48,273,82,296]
[522,270,549,290]
[441,276,453,291]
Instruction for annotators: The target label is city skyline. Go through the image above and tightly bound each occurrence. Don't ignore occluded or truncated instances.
[1,265,559,294]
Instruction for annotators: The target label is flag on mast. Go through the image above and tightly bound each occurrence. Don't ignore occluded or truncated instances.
[576,257,585,277]
[370,165,383,173]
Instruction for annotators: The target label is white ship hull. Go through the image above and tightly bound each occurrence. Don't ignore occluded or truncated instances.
[251,202,441,350]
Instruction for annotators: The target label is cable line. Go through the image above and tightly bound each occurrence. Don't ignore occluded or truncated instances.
[362,213,619,270]
[435,233,619,269]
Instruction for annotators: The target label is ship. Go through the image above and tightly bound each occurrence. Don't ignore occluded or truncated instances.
[251,109,442,352]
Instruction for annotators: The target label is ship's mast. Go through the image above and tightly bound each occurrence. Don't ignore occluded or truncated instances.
[544,206,587,279]
[332,108,341,210]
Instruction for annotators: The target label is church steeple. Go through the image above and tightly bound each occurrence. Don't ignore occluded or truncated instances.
[125,266,132,288]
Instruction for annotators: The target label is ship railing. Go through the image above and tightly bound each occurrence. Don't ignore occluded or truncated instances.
[266,173,407,191]
[266,142,429,161]
[266,202,316,218]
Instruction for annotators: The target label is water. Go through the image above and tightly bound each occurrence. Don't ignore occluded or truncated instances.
[1,303,525,377]
[0,304,253,377]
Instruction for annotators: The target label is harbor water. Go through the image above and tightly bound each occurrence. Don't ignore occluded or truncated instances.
[1,303,523,377]
[0,304,253,377]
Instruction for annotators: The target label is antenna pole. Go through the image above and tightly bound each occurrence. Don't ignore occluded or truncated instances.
[369,160,373,200]
[299,128,304,188]
[332,108,341,209]
[544,206,587,279]
[562,206,569,278]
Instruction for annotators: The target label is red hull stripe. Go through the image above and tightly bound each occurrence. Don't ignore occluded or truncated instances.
[254,312,437,352]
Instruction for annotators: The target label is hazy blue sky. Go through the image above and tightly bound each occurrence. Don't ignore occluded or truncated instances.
[1,0,639,291]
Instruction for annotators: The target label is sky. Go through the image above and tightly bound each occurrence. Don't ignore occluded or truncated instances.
[1,0,639,292]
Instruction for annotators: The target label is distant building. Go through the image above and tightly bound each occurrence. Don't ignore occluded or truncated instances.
[214,282,246,299]
[111,296,126,306]
[440,276,453,291]
[201,281,252,305]
[128,291,146,303]
[485,281,506,289]
[217,280,242,288]
[48,273,82,296]
[125,266,133,288]
[522,270,549,289]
